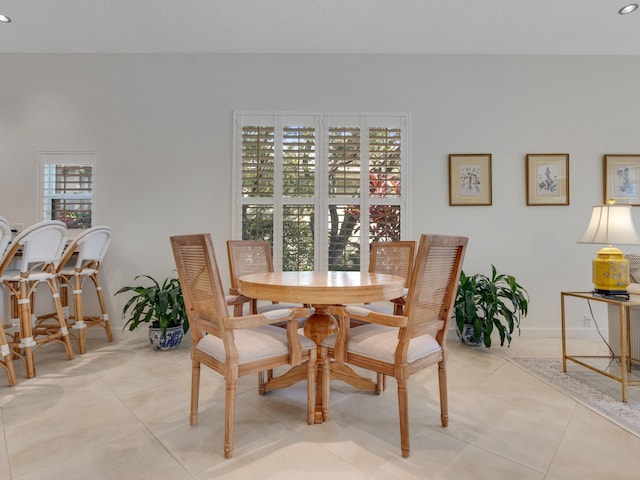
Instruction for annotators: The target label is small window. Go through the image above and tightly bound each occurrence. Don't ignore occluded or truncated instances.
[39,152,97,230]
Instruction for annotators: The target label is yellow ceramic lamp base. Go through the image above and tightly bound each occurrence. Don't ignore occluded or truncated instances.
[592,245,630,294]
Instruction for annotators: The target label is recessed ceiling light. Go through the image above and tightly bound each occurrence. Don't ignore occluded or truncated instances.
[0,14,11,23]
[619,3,639,14]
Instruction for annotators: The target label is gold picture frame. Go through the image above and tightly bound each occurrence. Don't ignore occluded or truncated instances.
[448,154,492,206]
[526,154,569,206]
[604,154,640,206]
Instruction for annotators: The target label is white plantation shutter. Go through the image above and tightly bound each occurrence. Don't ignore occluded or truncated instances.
[368,125,403,243]
[234,112,408,272]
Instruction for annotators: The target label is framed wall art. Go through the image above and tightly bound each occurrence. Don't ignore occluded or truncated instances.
[525,153,569,206]
[448,154,492,206]
[604,154,640,205]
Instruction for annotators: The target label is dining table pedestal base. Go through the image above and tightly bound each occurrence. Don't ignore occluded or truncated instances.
[239,271,404,424]
[262,305,379,424]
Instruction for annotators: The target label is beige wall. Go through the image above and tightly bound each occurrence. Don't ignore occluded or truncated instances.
[2,53,640,337]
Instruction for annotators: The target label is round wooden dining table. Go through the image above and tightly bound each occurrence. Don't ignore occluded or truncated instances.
[238,270,405,423]
[239,271,403,340]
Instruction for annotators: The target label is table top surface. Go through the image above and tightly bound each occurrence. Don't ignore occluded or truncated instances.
[238,271,405,305]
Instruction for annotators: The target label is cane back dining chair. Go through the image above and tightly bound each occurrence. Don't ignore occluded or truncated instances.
[43,226,113,354]
[0,220,74,378]
[368,240,416,315]
[321,234,468,457]
[227,240,309,392]
[170,233,317,459]
[226,240,303,317]
[356,240,416,391]
[0,217,17,386]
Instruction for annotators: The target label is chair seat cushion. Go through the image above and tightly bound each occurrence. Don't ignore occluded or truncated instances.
[1,269,55,282]
[198,324,316,364]
[322,324,441,364]
[59,267,98,276]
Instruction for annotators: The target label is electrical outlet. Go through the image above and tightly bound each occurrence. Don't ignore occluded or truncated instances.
[583,315,592,327]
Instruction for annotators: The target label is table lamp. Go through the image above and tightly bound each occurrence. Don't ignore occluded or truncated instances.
[577,200,640,296]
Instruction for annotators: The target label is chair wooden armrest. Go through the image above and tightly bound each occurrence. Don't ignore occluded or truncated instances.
[342,305,408,328]
[223,307,311,330]
[225,293,251,316]
[325,305,351,363]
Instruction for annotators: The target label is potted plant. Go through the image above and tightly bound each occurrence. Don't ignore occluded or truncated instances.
[454,265,529,347]
[115,275,188,350]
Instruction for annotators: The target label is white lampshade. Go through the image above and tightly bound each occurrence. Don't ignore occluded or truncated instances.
[577,204,640,246]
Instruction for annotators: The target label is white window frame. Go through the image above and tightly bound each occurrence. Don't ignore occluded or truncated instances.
[38,151,98,233]
[233,112,410,272]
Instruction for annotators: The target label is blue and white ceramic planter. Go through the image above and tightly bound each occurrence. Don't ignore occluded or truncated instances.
[456,323,484,346]
[149,325,184,351]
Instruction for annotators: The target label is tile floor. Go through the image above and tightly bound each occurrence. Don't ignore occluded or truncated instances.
[1,329,640,479]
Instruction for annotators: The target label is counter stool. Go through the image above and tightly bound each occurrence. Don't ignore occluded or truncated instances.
[47,226,112,354]
[0,217,17,386]
[0,216,12,256]
[0,220,74,378]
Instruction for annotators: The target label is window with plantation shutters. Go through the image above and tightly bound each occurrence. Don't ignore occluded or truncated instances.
[39,152,97,230]
[233,113,409,272]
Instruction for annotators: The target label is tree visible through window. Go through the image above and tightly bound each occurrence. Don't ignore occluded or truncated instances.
[233,113,408,272]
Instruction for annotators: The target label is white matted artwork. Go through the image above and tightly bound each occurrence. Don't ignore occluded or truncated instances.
[604,155,640,205]
[526,153,569,206]
[448,154,492,206]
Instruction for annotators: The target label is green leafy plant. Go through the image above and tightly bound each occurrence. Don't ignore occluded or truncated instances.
[115,275,188,339]
[454,265,529,347]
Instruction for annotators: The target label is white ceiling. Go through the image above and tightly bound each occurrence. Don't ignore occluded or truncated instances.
[0,0,639,55]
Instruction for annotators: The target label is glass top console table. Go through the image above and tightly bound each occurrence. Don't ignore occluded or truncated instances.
[561,291,640,402]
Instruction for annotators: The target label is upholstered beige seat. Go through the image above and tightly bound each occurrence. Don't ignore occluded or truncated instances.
[171,233,317,459]
[320,234,467,457]
[0,220,74,378]
[0,217,16,386]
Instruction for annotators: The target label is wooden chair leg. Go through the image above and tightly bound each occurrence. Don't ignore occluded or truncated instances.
[93,276,113,342]
[72,284,87,354]
[190,361,201,426]
[397,377,410,458]
[0,326,16,386]
[438,361,449,427]
[375,372,385,394]
[224,379,237,459]
[49,280,74,361]
[17,280,36,378]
